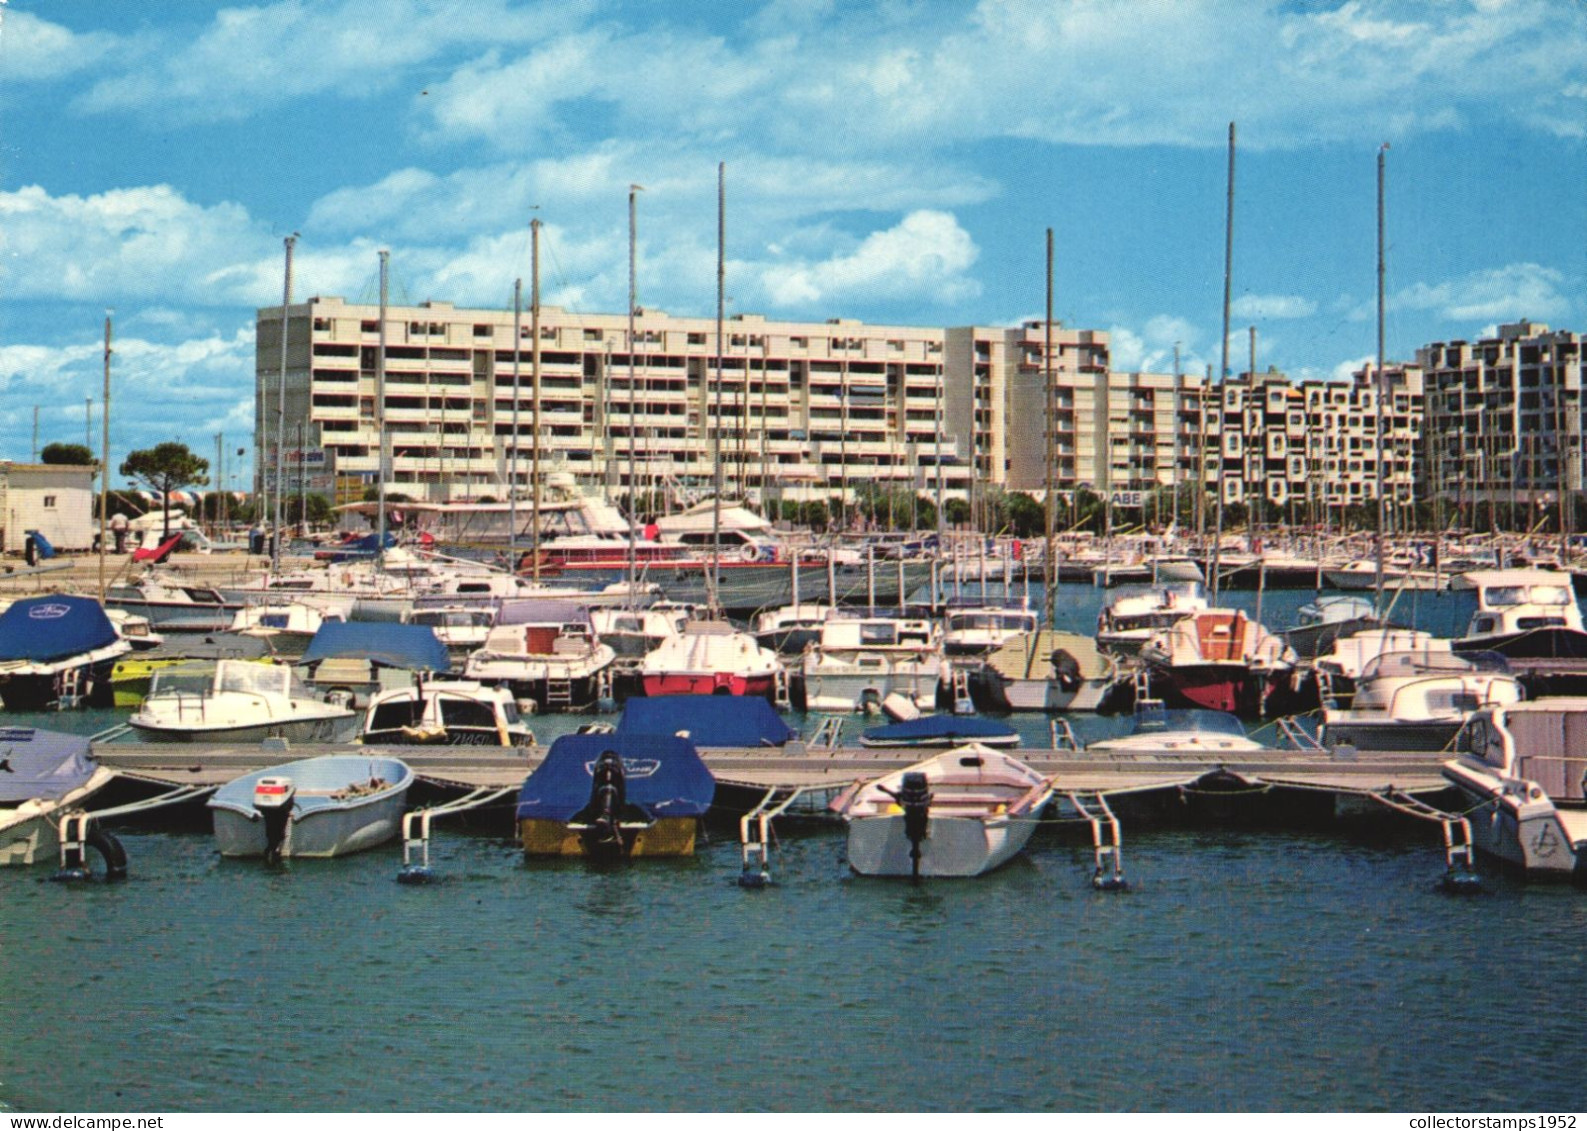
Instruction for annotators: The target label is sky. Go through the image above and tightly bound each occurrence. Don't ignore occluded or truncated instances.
[0,0,1583,490]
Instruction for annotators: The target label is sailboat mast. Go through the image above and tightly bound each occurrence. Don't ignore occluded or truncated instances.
[273,233,297,572]
[376,250,389,557]
[1210,121,1235,603]
[531,217,543,583]
[627,186,642,600]
[1375,143,1388,611]
[1043,227,1056,633]
[711,162,725,613]
[99,314,111,600]
[510,276,522,567]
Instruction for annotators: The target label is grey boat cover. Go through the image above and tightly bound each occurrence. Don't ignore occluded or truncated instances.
[300,622,450,672]
[0,727,97,803]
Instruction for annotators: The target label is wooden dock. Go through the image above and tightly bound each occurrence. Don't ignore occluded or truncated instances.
[93,740,1451,801]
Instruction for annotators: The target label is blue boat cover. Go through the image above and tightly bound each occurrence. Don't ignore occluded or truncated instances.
[516,733,715,822]
[25,531,56,559]
[326,532,397,562]
[299,621,450,672]
[861,715,1018,744]
[616,695,795,747]
[0,595,118,663]
[0,727,97,803]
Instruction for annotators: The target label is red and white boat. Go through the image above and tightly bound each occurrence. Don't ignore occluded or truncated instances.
[638,620,783,700]
[1139,608,1298,718]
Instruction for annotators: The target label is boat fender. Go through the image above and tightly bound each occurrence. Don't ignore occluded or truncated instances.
[880,770,932,881]
[54,817,129,881]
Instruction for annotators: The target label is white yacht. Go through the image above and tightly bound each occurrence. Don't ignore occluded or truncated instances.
[1322,649,1523,751]
[798,613,942,714]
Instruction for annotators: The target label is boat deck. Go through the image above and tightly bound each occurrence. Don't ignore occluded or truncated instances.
[94,740,1450,799]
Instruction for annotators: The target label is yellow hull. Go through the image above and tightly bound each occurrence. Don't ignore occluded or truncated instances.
[519,817,698,857]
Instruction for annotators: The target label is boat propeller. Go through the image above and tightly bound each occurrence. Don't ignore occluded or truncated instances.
[253,776,297,864]
[579,750,629,861]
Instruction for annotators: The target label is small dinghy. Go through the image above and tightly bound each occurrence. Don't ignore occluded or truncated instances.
[208,754,414,861]
[831,745,1054,878]
[859,714,1020,749]
[516,732,715,859]
[0,727,117,867]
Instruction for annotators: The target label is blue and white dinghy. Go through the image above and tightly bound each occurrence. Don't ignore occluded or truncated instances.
[208,754,414,861]
[0,727,116,866]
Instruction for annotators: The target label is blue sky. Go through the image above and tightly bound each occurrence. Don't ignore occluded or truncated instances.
[1,0,1583,489]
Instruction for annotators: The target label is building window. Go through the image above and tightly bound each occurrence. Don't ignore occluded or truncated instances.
[42,495,56,508]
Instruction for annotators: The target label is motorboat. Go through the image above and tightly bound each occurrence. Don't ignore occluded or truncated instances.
[1312,627,1447,708]
[750,602,833,656]
[208,753,414,860]
[1450,569,1587,697]
[227,599,347,657]
[639,620,782,700]
[463,600,616,712]
[830,745,1054,878]
[0,727,117,866]
[968,629,1122,713]
[1139,608,1299,718]
[1085,705,1265,754]
[797,612,942,714]
[940,599,1040,658]
[105,608,166,652]
[0,596,133,711]
[1444,699,1587,878]
[614,694,796,748]
[590,603,696,660]
[129,659,358,743]
[1281,595,1388,660]
[859,715,1019,749]
[1321,649,1523,752]
[1322,556,1445,592]
[516,732,715,858]
[360,677,534,746]
[104,573,239,632]
[1095,582,1208,656]
[109,633,275,708]
[401,604,495,665]
[296,621,454,709]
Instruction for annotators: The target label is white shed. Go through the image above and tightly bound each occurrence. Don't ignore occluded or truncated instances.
[0,463,96,554]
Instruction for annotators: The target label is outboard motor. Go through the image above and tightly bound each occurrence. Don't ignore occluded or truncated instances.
[253,776,296,865]
[580,751,628,861]
[882,770,933,882]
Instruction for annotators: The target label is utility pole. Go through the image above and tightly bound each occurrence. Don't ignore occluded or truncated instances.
[99,315,111,599]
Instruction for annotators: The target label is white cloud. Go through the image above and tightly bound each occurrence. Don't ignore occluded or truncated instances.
[0,9,118,83]
[1231,294,1319,320]
[1389,263,1570,323]
[754,211,980,309]
[1106,314,1206,375]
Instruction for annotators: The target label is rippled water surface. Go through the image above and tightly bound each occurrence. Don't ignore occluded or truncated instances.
[3,582,1580,1112]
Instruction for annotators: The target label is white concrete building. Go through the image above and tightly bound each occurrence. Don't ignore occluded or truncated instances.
[0,463,96,553]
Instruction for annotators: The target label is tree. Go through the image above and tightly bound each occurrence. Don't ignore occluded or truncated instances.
[40,442,94,466]
[944,498,971,527]
[120,442,209,541]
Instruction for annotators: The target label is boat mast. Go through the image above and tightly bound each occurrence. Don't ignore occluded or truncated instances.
[711,162,725,615]
[1374,143,1388,613]
[510,276,522,567]
[627,185,642,602]
[98,313,111,600]
[273,233,297,573]
[377,250,389,559]
[1043,228,1056,633]
[1210,121,1235,604]
[531,217,542,582]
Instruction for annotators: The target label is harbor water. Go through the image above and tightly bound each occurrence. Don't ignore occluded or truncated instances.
[2,581,1579,1112]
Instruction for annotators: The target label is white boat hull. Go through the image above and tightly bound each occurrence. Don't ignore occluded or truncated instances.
[0,767,116,866]
[1444,762,1587,878]
[129,712,356,744]
[846,812,1037,877]
[212,794,406,857]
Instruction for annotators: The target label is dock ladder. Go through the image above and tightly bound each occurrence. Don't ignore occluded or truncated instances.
[398,786,517,884]
[544,678,574,710]
[809,715,844,749]
[1275,715,1326,752]
[948,663,974,715]
[1374,788,1481,893]
[53,783,217,882]
[1132,666,1155,710]
[1064,790,1128,891]
[1049,716,1082,751]
[737,785,814,888]
[773,665,792,711]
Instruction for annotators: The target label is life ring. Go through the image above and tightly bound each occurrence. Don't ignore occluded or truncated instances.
[738,544,759,563]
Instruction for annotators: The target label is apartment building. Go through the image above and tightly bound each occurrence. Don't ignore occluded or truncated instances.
[1418,321,1585,507]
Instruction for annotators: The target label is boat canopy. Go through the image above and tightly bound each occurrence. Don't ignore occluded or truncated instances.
[860,715,1017,746]
[515,733,716,822]
[616,695,795,747]
[494,599,594,628]
[0,596,119,663]
[0,727,97,803]
[299,622,451,672]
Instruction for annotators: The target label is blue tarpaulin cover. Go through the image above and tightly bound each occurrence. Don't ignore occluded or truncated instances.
[860,715,1018,745]
[299,622,450,672]
[0,727,97,803]
[326,532,396,562]
[0,595,118,663]
[25,531,56,559]
[516,733,715,822]
[616,695,795,747]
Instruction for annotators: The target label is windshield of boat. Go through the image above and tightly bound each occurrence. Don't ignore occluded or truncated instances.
[1129,707,1248,739]
[1361,650,1509,680]
[1485,584,1572,608]
[217,662,291,699]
